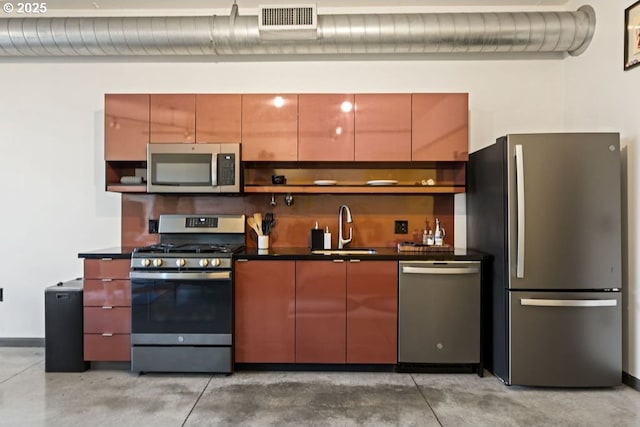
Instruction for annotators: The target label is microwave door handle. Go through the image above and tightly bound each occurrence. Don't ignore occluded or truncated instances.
[211,153,218,187]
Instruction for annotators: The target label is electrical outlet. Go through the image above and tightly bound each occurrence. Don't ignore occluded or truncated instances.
[394,220,408,234]
[148,219,159,234]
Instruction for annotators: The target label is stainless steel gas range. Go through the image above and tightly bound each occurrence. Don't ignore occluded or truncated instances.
[130,214,245,374]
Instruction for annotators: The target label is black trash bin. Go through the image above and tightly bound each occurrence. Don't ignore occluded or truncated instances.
[45,279,89,372]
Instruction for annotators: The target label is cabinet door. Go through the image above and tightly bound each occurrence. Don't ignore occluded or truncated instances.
[83,279,131,306]
[234,260,296,363]
[346,261,398,364]
[295,261,346,363]
[354,94,411,161]
[84,334,131,362]
[83,259,130,280]
[195,94,242,143]
[241,94,298,161]
[298,94,354,161]
[150,94,196,143]
[412,93,469,161]
[104,94,149,161]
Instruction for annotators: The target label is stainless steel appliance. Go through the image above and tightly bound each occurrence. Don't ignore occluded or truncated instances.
[467,133,622,387]
[398,261,482,375]
[147,143,241,193]
[130,214,245,373]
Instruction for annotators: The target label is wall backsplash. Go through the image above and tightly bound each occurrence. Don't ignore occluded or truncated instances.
[121,193,455,249]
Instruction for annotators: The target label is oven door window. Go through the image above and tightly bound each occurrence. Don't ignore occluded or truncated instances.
[131,278,231,334]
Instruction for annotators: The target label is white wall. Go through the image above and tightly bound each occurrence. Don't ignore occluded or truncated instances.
[0,7,570,339]
[564,0,640,377]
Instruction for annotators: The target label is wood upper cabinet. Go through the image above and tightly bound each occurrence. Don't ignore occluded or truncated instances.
[412,93,469,161]
[195,94,242,143]
[354,94,411,161]
[346,261,398,364]
[150,94,196,143]
[241,94,298,161]
[298,94,355,161]
[234,260,296,363]
[295,261,347,363]
[104,94,149,161]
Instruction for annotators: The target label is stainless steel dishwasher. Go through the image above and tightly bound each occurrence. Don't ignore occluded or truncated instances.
[398,261,482,374]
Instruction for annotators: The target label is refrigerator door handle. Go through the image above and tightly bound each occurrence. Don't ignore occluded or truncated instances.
[515,144,525,278]
[520,298,618,308]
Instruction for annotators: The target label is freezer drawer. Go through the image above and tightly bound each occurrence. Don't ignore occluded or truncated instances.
[398,261,481,364]
[509,291,621,387]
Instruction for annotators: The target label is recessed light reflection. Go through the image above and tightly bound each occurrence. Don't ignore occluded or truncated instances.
[273,96,285,108]
[340,101,353,113]
[335,126,343,135]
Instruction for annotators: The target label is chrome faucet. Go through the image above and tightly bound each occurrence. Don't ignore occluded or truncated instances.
[338,204,353,249]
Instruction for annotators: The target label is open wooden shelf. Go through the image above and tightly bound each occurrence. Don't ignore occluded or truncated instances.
[244,185,465,194]
[106,184,147,193]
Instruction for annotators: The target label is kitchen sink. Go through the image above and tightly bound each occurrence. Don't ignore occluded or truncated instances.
[311,248,377,255]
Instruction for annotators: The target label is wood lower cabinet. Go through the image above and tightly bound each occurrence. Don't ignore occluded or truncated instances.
[346,261,398,363]
[354,94,411,161]
[234,259,399,365]
[150,94,196,143]
[83,258,131,362]
[241,94,298,161]
[298,94,355,161]
[412,93,469,161]
[295,260,347,363]
[104,94,150,161]
[234,260,296,363]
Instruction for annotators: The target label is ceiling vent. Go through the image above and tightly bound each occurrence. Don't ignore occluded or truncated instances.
[258,4,318,41]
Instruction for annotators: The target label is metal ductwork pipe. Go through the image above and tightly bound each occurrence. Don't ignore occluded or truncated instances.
[0,5,595,57]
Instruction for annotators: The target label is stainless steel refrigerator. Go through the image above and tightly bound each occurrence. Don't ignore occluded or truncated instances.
[467,133,622,387]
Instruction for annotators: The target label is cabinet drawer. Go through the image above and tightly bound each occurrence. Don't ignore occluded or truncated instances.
[84,307,131,334]
[84,334,131,361]
[84,259,130,279]
[84,279,131,306]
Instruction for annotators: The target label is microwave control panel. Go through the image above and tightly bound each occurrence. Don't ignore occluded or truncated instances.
[217,153,236,186]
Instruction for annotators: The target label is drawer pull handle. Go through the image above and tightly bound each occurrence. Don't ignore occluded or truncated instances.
[101,333,113,337]
[349,259,361,263]
[101,258,114,261]
[333,259,345,263]
[101,306,113,310]
[101,278,113,282]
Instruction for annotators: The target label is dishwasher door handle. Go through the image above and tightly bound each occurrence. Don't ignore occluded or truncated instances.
[401,266,480,275]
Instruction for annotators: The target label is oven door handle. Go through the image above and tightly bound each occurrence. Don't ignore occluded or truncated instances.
[130,271,231,281]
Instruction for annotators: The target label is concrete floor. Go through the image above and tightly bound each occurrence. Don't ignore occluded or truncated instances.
[2,347,640,427]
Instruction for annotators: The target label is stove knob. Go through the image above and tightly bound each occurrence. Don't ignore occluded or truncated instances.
[199,259,209,267]
[176,258,186,267]
[152,258,163,267]
[211,258,221,267]
[141,259,151,267]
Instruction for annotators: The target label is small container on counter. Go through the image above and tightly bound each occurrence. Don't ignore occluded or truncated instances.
[310,221,324,250]
[324,226,332,249]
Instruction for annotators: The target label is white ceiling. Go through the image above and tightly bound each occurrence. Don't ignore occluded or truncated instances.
[49,0,570,11]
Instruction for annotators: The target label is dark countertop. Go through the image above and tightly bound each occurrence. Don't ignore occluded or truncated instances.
[77,247,134,259]
[77,246,488,262]
[237,247,487,261]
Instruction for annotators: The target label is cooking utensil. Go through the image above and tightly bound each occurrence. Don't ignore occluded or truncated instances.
[254,213,263,235]
[247,217,262,236]
[262,212,275,235]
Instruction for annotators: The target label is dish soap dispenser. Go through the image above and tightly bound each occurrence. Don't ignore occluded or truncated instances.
[310,221,324,250]
[324,226,332,249]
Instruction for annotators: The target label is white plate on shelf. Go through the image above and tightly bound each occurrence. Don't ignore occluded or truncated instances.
[366,180,398,186]
[314,180,337,186]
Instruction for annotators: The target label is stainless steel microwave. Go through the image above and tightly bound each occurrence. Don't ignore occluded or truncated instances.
[147,143,241,193]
